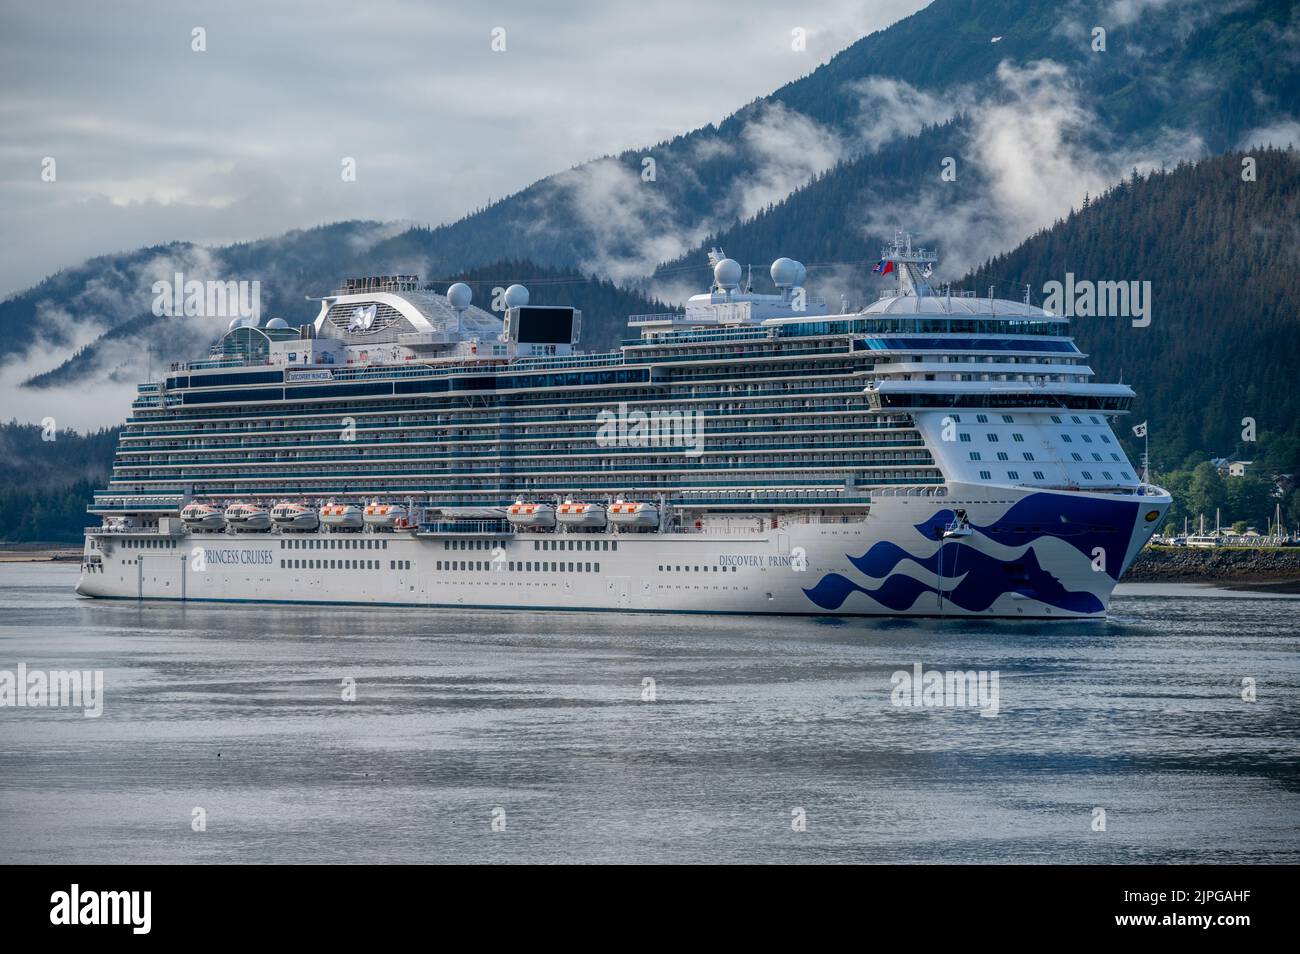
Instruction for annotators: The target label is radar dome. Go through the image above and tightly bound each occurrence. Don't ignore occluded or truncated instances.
[446,282,472,310]
[265,317,288,329]
[227,317,242,331]
[713,258,742,290]
[770,257,803,288]
[503,284,530,308]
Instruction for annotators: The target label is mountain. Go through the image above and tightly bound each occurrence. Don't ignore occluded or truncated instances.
[437,0,1300,282]
[6,0,1298,405]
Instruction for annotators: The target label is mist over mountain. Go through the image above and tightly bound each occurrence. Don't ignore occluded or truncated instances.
[2,0,1297,430]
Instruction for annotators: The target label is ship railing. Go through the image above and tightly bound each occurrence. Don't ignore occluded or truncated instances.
[872,485,949,497]
[627,313,688,325]
[509,351,626,370]
[84,525,175,536]
[417,520,514,535]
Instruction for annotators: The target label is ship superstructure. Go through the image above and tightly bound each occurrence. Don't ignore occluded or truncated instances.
[78,237,1169,616]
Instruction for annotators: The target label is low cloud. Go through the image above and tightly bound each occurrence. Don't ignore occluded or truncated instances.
[858,59,1207,277]
[1238,119,1300,150]
[545,101,849,279]
[846,76,961,152]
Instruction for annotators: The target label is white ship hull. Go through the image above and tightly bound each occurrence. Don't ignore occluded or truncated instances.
[77,484,1167,618]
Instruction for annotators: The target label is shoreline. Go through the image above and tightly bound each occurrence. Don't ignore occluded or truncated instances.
[1124,545,1300,589]
[0,547,82,562]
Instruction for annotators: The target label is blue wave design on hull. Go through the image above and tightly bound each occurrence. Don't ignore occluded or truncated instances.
[801,492,1139,614]
[802,545,1103,614]
[911,493,1139,581]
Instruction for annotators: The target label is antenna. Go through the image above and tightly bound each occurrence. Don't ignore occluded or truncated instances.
[446,282,472,334]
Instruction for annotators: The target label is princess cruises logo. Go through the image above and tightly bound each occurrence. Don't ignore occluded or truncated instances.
[348,304,378,331]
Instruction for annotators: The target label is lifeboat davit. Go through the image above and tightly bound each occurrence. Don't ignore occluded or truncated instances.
[363,501,410,530]
[506,500,556,529]
[320,502,364,530]
[223,501,272,532]
[556,499,606,528]
[271,501,319,531]
[180,502,224,532]
[608,500,659,529]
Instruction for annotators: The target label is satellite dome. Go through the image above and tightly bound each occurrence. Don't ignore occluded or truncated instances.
[713,258,742,290]
[770,257,802,288]
[265,317,288,329]
[227,317,242,331]
[503,284,530,308]
[446,282,472,310]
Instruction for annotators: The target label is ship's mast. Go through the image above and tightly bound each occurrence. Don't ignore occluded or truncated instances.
[882,231,938,298]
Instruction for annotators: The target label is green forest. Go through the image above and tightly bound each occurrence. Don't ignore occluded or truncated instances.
[0,422,119,543]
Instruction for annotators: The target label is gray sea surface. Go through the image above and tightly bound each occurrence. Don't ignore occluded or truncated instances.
[1,562,1297,864]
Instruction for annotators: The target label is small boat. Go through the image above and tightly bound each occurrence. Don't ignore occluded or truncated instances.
[224,502,272,532]
[608,500,659,529]
[320,502,364,530]
[506,500,556,528]
[180,502,224,531]
[556,499,606,528]
[271,501,319,531]
[363,501,409,529]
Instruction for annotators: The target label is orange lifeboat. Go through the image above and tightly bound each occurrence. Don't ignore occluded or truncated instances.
[363,501,409,530]
[506,500,556,528]
[556,499,607,529]
[607,499,659,529]
[319,501,364,530]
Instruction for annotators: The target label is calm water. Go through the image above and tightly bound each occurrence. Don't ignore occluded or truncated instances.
[1,562,1297,864]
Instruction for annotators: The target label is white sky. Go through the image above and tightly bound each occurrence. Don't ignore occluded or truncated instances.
[0,0,929,297]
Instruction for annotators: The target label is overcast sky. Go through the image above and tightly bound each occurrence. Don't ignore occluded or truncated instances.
[0,0,928,297]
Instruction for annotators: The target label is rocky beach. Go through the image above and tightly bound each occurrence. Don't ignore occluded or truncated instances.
[1127,546,1300,590]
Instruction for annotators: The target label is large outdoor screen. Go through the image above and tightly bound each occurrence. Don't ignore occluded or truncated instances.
[514,306,574,344]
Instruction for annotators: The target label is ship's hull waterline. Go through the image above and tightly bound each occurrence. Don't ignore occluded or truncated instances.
[78,484,1168,618]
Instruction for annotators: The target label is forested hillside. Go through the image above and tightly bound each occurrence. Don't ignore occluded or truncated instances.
[0,423,119,542]
[963,148,1300,469]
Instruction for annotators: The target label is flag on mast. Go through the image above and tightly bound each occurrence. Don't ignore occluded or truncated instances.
[872,259,894,275]
[1132,422,1147,437]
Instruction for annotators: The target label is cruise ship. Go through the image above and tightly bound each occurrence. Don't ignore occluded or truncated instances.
[77,236,1169,617]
